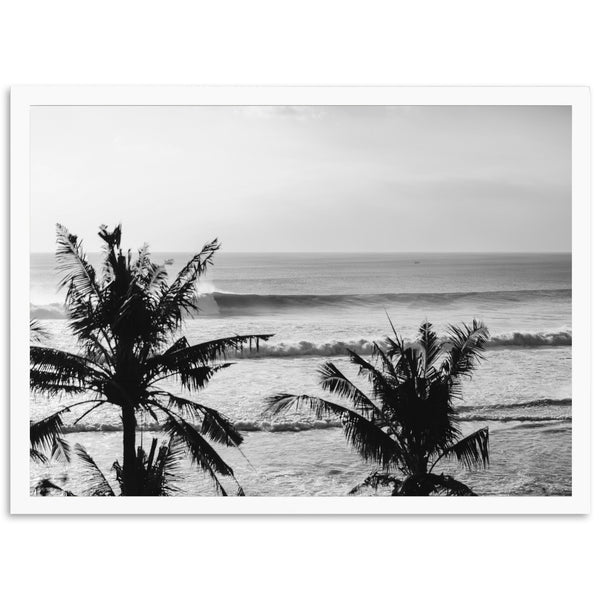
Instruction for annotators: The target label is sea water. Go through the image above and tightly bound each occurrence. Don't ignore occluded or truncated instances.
[30,252,572,496]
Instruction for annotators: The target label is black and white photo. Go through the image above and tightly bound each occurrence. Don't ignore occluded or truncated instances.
[10,87,590,513]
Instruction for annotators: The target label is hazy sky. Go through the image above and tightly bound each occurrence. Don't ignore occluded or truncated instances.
[30,105,571,253]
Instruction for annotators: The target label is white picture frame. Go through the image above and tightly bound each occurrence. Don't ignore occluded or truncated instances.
[10,86,591,514]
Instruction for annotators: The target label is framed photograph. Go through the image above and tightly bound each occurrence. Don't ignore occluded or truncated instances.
[10,86,590,514]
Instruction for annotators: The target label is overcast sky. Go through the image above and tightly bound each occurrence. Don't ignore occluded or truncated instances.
[30,105,571,253]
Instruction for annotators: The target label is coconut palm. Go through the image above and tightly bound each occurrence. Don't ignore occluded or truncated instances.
[30,223,272,495]
[266,320,490,496]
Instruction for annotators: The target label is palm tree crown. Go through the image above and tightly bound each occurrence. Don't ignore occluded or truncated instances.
[31,224,272,495]
[266,319,490,496]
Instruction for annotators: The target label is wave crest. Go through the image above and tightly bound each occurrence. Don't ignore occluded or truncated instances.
[248,331,571,358]
[204,289,570,316]
[31,288,571,320]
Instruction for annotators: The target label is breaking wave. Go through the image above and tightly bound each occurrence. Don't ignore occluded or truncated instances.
[30,288,571,320]
[456,415,571,423]
[242,331,572,358]
[28,314,571,359]
[459,398,571,411]
[198,289,571,316]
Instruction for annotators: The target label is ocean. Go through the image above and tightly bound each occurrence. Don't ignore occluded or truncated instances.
[30,252,572,496]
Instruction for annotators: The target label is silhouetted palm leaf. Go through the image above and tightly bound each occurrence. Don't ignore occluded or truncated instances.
[349,472,404,495]
[266,394,403,468]
[147,335,273,382]
[153,437,186,495]
[30,448,48,464]
[33,478,76,496]
[155,239,220,328]
[346,350,398,403]
[30,346,107,396]
[433,426,489,471]
[29,319,47,342]
[158,393,244,446]
[318,361,380,417]
[417,320,442,378]
[56,223,102,302]
[170,363,233,392]
[30,409,70,461]
[411,473,478,496]
[74,444,116,496]
[441,320,489,380]
[163,414,241,496]
[50,436,72,463]
[30,399,110,463]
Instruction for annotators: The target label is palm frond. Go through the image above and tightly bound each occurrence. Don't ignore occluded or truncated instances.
[349,472,404,495]
[385,310,403,348]
[153,436,186,495]
[161,336,189,355]
[59,291,115,364]
[265,394,402,469]
[74,444,116,496]
[157,393,244,447]
[155,239,220,328]
[30,346,107,396]
[346,350,398,402]
[29,369,86,397]
[163,414,238,496]
[29,319,47,343]
[433,427,489,471]
[441,319,489,380]
[154,334,273,367]
[55,223,101,302]
[139,260,169,299]
[30,345,101,373]
[197,405,244,447]
[50,436,72,463]
[145,334,272,383]
[72,401,108,426]
[371,342,403,384]
[168,363,233,391]
[30,448,49,464]
[33,478,76,496]
[318,361,380,417]
[417,320,442,377]
[30,409,70,460]
[422,473,478,496]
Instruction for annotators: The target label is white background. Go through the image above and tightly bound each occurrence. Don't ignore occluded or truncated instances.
[0,1,597,598]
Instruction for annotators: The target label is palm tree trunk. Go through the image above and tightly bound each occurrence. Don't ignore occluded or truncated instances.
[121,404,138,496]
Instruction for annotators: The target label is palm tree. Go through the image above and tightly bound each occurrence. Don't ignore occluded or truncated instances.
[30,223,272,495]
[266,319,490,496]
[34,437,185,497]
